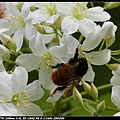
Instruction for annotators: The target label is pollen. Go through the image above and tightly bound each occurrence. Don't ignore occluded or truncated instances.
[38,52,53,69]
[42,3,57,16]
[12,92,30,107]
[72,2,88,20]
[8,16,25,30]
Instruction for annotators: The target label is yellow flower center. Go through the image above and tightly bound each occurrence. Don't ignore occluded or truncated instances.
[42,3,57,15]
[72,2,88,20]
[38,52,52,69]
[12,91,30,107]
[8,16,25,30]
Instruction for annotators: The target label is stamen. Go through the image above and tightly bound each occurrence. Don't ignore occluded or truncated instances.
[42,3,57,15]
[12,92,30,107]
[72,2,88,20]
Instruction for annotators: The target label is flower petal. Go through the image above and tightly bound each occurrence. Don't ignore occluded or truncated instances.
[84,49,111,65]
[18,102,43,116]
[5,2,21,16]
[60,33,79,54]
[0,103,18,116]
[46,86,65,103]
[0,71,13,101]
[82,63,95,83]
[46,14,60,24]
[82,25,102,51]
[111,86,120,109]
[114,112,120,116]
[39,67,54,90]
[61,16,79,34]
[29,32,47,56]
[0,28,9,33]
[25,23,37,40]
[49,44,68,58]
[15,54,40,72]
[12,28,24,52]
[21,2,31,19]
[85,6,111,21]
[11,66,28,93]
[110,71,120,86]
[25,80,44,101]
[56,2,74,15]
[79,18,96,37]
[101,21,117,39]
[26,9,49,24]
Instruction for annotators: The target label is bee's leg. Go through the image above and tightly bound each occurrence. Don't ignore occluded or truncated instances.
[49,63,64,69]
[51,86,67,96]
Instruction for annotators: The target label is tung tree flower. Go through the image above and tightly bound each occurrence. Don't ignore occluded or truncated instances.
[26,2,61,24]
[16,32,68,90]
[0,66,44,116]
[56,2,111,36]
[110,66,120,116]
[5,2,37,52]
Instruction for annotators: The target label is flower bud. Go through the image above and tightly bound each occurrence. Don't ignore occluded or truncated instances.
[97,100,105,113]
[73,87,84,108]
[105,36,115,48]
[36,23,46,34]
[54,16,63,30]
[0,45,10,60]
[0,33,17,51]
[107,63,120,71]
[16,2,24,11]
[91,82,98,100]
[104,2,120,10]
[81,80,92,96]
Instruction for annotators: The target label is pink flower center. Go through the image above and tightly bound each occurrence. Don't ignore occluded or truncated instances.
[0,3,6,18]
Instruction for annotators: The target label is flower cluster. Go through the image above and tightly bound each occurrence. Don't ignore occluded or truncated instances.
[0,2,120,116]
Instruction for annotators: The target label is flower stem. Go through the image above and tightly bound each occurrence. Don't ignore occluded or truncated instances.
[99,40,105,51]
[60,106,81,116]
[79,34,84,43]
[90,2,94,7]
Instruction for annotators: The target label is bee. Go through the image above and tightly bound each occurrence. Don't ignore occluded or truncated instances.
[50,46,88,97]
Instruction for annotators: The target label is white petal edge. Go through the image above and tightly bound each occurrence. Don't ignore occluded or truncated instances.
[61,16,79,34]
[111,86,120,109]
[84,49,111,65]
[25,80,44,101]
[82,25,102,51]
[29,32,47,57]
[15,54,40,72]
[11,66,28,93]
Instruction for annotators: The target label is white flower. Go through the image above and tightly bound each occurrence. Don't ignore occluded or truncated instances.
[110,68,120,86]
[0,66,44,116]
[101,21,117,40]
[16,32,68,90]
[56,2,110,36]
[110,67,120,113]
[101,21,117,47]
[5,2,37,52]
[26,2,60,24]
[111,86,120,109]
